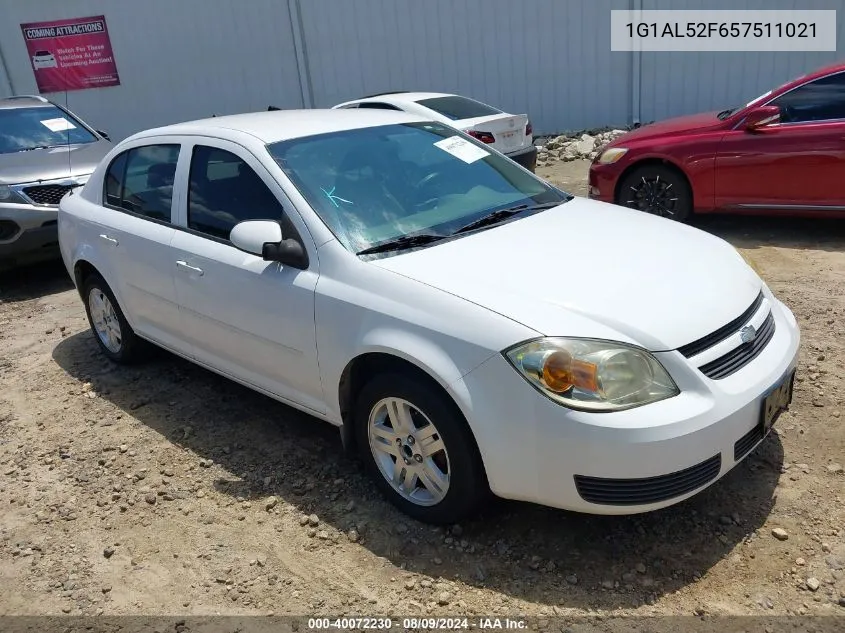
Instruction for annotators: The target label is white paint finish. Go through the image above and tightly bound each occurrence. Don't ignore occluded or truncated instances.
[230,220,283,256]
[59,109,802,516]
[373,198,762,352]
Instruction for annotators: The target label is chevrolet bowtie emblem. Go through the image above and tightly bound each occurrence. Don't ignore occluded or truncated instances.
[740,325,757,344]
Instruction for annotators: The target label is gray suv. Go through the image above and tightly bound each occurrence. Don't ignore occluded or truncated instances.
[0,95,113,269]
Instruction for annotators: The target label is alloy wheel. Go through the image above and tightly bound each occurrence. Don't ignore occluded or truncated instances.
[88,287,123,353]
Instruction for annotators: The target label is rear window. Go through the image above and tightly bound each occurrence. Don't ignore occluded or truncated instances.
[416,96,502,121]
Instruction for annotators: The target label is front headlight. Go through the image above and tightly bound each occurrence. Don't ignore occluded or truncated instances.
[0,185,27,204]
[596,147,628,165]
[504,337,679,412]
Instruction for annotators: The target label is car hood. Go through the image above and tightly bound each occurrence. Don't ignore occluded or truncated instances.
[611,111,725,145]
[0,140,112,185]
[370,198,762,351]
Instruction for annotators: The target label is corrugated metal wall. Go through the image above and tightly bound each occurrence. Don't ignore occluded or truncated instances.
[639,0,845,123]
[0,0,842,141]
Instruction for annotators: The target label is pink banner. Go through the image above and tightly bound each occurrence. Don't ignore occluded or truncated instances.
[20,15,120,93]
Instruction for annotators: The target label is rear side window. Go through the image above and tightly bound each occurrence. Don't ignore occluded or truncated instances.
[103,144,180,222]
[415,96,501,121]
[187,145,286,241]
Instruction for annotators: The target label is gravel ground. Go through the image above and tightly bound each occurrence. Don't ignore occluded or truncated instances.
[1,161,844,619]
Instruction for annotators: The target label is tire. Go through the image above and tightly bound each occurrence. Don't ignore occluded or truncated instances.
[354,373,488,524]
[616,164,693,222]
[81,272,149,364]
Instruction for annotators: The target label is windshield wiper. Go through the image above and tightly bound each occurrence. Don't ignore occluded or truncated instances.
[356,233,447,256]
[17,145,54,152]
[717,108,737,120]
[452,201,565,235]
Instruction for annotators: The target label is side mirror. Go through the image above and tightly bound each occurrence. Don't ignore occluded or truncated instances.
[229,220,308,269]
[96,130,111,141]
[744,105,780,131]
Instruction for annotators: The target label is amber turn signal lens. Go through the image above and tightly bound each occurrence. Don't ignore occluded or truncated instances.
[541,350,599,393]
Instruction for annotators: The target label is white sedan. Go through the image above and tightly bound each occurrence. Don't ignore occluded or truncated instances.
[58,109,800,524]
[333,92,537,172]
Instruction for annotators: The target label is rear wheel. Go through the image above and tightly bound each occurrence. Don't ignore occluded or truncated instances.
[82,273,149,364]
[354,373,487,524]
[616,164,692,222]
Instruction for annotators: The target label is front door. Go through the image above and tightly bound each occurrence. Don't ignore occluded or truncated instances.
[170,140,324,414]
[715,70,845,212]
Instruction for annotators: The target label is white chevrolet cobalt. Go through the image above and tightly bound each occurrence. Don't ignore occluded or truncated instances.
[58,109,800,524]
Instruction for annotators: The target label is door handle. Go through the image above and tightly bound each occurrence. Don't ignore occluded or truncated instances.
[176,260,204,276]
[98,234,119,246]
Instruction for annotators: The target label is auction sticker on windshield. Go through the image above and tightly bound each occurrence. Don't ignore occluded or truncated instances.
[40,117,76,132]
[434,136,489,164]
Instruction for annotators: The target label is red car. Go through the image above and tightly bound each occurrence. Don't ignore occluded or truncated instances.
[588,61,845,221]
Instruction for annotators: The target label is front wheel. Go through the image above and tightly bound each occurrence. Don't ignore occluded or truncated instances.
[354,373,488,524]
[616,165,692,222]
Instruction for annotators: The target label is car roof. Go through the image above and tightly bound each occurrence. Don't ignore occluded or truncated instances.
[340,92,456,106]
[127,108,430,145]
[0,95,53,110]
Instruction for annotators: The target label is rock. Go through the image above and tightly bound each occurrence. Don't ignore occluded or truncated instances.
[307,528,317,538]
[307,514,319,527]
[826,555,845,570]
[317,530,329,540]
[437,591,451,606]
[601,579,615,590]
[565,574,578,585]
[144,493,156,505]
[772,528,789,541]
[720,516,733,526]
[433,557,443,565]
[796,558,806,566]
[806,577,820,592]
[347,529,359,543]
[451,524,463,537]
[103,546,115,559]
[345,500,355,512]
[404,578,416,590]
[298,515,309,526]
[119,445,128,453]
[822,543,832,553]
[636,562,647,574]
[574,136,596,155]
[827,463,843,474]
[264,496,278,511]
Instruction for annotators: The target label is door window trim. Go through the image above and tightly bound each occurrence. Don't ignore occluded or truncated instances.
[754,68,845,127]
[101,142,182,225]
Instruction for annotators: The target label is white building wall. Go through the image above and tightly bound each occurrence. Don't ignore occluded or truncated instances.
[0,0,842,141]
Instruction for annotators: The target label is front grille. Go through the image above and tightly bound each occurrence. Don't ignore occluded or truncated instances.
[22,184,74,206]
[734,424,765,461]
[678,291,764,358]
[0,220,20,240]
[573,454,722,506]
[699,311,776,379]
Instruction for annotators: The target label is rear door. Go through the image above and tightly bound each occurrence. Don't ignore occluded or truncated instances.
[95,141,187,352]
[413,95,531,155]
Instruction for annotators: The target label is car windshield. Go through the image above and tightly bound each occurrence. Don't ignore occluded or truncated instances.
[267,122,569,255]
[0,105,97,154]
[415,96,501,121]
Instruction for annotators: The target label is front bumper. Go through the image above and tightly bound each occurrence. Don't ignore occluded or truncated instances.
[0,203,60,266]
[451,297,800,515]
[588,162,621,203]
[505,145,538,172]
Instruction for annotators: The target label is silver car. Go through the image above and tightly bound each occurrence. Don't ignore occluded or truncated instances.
[0,95,113,269]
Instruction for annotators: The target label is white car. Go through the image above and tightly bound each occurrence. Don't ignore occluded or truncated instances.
[333,92,538,172]
[58,109,800,524]
[32,50,58,70]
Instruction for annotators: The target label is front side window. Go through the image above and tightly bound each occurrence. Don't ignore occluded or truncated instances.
[188,145,286,241]
[0,105,98,154]
[415,96,501,121]
[267,122,568,254]
[771,72,845,123]
[103,144,180,222]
